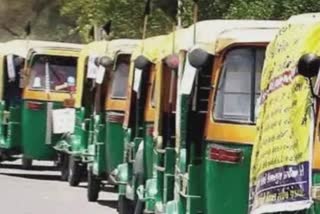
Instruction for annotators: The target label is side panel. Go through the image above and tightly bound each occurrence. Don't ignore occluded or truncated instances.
[205,142,252,214]
[22,100,62,160]
[105,113,125,174]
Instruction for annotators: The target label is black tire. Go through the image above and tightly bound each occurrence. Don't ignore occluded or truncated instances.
[21,157,32,169]
[118,195,134,214]
[60,155,69,181]
[87,167,100,202]
[68,157,82,187]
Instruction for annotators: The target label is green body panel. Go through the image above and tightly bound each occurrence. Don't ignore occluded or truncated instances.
[22,100,63,160]
[90,115,107,176]
[105,118,125,174]
[0,101,22,150]
[70,108,88,156]
[204,142,252,214]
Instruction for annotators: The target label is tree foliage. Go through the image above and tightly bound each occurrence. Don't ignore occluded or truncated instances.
[3,0,320,42]
[60,0,320,42]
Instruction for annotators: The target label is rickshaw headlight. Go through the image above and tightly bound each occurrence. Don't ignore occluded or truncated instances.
[298,53,320,78]
[134,55,151,70]
[188,48,211,69]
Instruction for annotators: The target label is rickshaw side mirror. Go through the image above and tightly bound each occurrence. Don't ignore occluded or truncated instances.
[188,48,211,69]
[134,55,151,70]
[298,54,320,78]
[165,54,179,70]
[99,56,113,68]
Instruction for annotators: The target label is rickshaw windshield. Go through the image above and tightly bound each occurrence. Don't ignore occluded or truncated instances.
[28,55,77,92]
[214,47,265,123]
[110,55,130,99]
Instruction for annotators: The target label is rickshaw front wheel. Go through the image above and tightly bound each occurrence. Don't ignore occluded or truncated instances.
[118,195,134,214]
[60,154,69,181]
[21,157,32,169]
[87,167,100,202]
[68,156,82,187]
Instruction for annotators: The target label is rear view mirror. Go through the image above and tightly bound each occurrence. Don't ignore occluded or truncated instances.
[165,54,179,70]
[188,48,211,69]
[134,55,151,70]
[297,54,320,78]
[298,54,320,98]
[99,56,113,68]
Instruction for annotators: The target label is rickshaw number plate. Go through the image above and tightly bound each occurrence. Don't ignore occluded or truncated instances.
[52,108,75,134]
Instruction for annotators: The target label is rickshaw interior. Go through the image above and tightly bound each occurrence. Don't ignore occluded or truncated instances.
[27,54,77,93]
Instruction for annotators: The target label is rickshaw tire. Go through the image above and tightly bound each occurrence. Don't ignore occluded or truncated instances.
[118,195,134,214]
[87,168,100,202]
[22,157,32,169]
[68,157,81,187]
[60,155,69,181]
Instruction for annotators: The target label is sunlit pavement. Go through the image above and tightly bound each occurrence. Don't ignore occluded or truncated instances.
[0,160,117,214]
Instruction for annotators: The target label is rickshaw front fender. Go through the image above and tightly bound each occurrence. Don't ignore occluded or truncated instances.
[117,163,128,195]
[165,200,179,214]
[144,178,157,212]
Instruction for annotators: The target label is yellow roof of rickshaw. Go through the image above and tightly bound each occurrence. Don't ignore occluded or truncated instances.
[2,40,83,58]
[131,35,168,63]
[159,27,191,59]
[79,40,108,58]
[81,39,140,59]
[106,39,140,59]
[186,20,282,54]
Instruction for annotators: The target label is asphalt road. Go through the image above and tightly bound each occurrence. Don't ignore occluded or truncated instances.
[0,160,118,214]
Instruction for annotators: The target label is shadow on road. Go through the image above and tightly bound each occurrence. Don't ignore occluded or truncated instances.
[77,184,118,193]
[0,172,61,181]
[0,163,57,171]
[97,199,118,209]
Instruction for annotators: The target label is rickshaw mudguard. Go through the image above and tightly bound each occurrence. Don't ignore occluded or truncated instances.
[144,178,157,212]
[22,101,62,160]
[166,200,180,214]
[105,118,125,174]
[117,163,129,195]
[204,142,252,214]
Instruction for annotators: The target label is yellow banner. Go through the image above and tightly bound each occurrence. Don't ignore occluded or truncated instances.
[249,14,320,214]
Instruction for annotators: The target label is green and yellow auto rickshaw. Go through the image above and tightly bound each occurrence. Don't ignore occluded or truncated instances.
[53,40,110,183]
[77,39,140,202]
[250,13,320,214]
[0,40,72,163]
[164,20,281,214]
[116,35,169,213]
[140,28,193,214]
[21,42,83,170]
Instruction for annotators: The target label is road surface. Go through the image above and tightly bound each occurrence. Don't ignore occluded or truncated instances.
[0,160,118,214]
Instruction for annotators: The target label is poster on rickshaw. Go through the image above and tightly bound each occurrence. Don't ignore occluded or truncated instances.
[52,108,76,134]
[249,22,315,214]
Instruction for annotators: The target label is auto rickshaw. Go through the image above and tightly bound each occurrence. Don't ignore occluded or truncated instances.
[53,40,110,183]
[160,20,281,214]
[0,40,73,163]
[140,28,194,214]
[21,42,83,171]
[116,35,169,213]
[79,39,140,202]
[250,13,320,214]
